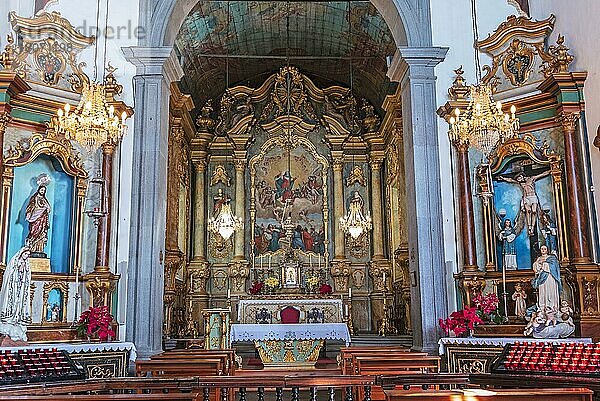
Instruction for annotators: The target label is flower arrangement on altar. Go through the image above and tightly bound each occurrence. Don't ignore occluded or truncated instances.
[249,280,264,295]
[473,292,504,324]
[439,292,504,337]
[264,276,280,292]
[76,306,115,342]
[319,283,333,295]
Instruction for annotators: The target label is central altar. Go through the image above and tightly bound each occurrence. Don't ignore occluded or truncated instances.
[231,323,350,369]
[237,297,344,324]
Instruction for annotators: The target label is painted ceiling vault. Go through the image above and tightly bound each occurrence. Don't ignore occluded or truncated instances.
[175,1,398,115]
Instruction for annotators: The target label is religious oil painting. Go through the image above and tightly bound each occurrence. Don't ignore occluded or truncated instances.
[8,154,75,273]
[252,140,326,256]
[493,157,556,271]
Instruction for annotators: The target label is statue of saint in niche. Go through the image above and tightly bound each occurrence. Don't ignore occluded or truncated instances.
[25,174,52,257]
[497,170,550,236]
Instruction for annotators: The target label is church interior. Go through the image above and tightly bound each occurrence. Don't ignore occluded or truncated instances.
[0,0,600,399]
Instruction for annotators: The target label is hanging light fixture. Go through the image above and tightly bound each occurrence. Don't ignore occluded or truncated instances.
[207,192,243,240]
[55,0,128,150]
[339,4,372,240]
[207,4,243,241]
[448,0,519,159]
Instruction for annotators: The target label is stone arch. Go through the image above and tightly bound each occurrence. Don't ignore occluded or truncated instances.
[146,0,432,49]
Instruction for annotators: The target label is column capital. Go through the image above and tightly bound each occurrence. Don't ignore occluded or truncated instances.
[557,112,580,133]
[233,157,246,172]
[122,46,183,83]
[193,158,208,173]
[369,152,385,170]
[101,140,117,156]
[332,156,345,172]
[387,47,448,83]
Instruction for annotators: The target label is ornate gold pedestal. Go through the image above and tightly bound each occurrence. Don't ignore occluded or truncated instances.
[254,339,323,369]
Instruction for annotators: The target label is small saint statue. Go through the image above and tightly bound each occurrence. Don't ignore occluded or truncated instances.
[25,174,52,257]
[512,282,527,318]
[498,219,518,270]
[0,247,32,342]
[532,244,561,312]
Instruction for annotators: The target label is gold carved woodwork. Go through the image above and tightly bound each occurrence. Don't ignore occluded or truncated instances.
[330,260,351,293]
[351,269,366,290]
[369,259,392,292]
[2,127,88,269]
[188,260,211,295]
[212,269,228,291]
[210,164,231,186]
[228,260,250,294]
[210,233,233,259]
[84,270,118,309]
[557,112,580,133]
[448,66,469,100]
[393,247,412,335]
[41,280,69,324]
[2,12,95,92]
[476,15,569,88]
[580,276,600,317]
[196,100,216,133]
[346,165,366,187]
[458,275,486,306]
[345,233,369,259]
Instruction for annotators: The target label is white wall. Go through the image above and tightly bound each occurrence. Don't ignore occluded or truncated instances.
[430,0,516,310]
[530,0,600,261]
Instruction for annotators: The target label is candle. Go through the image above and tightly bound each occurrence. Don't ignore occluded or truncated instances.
[309,254,311,267]
[348,287,352,298]
[268,255,271,270]
[318,256,321,270]
[260,255,263,270]
[383,272,386,282]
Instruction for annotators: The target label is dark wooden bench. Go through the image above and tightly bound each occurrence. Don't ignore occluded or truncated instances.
[384,388,593,401]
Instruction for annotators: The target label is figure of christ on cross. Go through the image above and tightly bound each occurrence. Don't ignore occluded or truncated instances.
[497,170,550,236]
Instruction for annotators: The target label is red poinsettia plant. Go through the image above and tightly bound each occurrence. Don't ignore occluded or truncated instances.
[473,292,504,324]
[439,306,484,337]
[319,283,333,295]
[76,306,115,341]
[249,281,264,295]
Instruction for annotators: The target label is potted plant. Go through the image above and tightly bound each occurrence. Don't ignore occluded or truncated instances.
[473,293,504,324]
[439,306,483,338]
[264,276,280,294]
[76,306,115,342]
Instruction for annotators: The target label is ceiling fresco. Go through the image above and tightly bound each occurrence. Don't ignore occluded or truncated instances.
[175,1,398,114]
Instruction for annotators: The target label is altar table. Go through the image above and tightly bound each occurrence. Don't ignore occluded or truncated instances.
[231,323,350,368]
[439,337,592,374]
[237,298,344,324]
[0,342,137,378]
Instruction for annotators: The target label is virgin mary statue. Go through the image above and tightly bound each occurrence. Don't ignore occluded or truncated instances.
[25,174,51,256]
[0,247,32,342]
[532,244,562,312]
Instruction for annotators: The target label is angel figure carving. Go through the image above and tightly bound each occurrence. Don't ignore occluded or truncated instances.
[497,170,550,236]
[25,174,52,256]
[495,211,525,271]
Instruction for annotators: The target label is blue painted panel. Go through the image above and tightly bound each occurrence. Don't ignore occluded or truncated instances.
[8,155,75,273]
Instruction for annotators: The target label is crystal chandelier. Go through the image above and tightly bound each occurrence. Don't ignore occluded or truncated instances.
[449,83,519,157]
[56,82,127,150]
[340,192,372,239]
[207,195,243,241]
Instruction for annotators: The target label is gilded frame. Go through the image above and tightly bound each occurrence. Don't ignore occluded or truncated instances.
[248,118,331,267]
[0,130,88,276]
[41,280,69,324]
[480,134,568,270]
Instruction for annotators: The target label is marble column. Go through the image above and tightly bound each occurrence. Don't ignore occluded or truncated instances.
[122,46,183,359]
[192,159,207,260]
[453,142,478,271]
[388,47,449,353]
[560,112,593,264]
[332,152,345,259]
[232,155,246,260]
[369,152,385,258]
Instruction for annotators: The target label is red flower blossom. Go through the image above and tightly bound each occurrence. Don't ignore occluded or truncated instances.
[249,281,264,295]
[76,306,115,341]
[319,283,332,295]
[473,293,499,315]
[439,306,483,337]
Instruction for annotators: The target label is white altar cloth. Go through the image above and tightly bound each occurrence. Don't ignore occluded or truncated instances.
[237,298,344,323]
[0,342,137,361]
[438,337,592,355]
[231,323,351,345]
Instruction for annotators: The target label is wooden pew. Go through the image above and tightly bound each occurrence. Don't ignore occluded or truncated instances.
[150,349,237,375]
[384,388,593,401]
[0,396,200,401]
[136,358,224,377]
[339,347,422,375]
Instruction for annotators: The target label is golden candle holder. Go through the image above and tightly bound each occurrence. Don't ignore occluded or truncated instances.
[346,294,356,335]
[378,283,397,337]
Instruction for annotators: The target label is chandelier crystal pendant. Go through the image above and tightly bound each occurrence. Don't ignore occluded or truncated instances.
[207,199,243,241]
[449,83,519,158]
[339,194,373,239]
[56,82,128,150]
